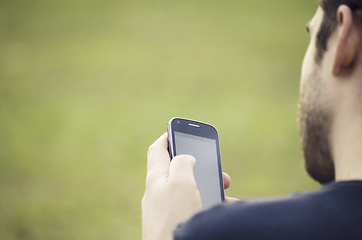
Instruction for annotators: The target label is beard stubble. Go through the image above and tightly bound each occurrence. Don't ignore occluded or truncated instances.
[298,68,335,185]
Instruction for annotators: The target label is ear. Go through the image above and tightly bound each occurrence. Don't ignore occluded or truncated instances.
[332,5,360,76]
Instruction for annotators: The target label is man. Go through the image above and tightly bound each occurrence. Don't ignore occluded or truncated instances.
[142,0,362,239]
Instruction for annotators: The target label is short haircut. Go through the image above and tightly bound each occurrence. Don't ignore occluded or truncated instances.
[316,0,362,63]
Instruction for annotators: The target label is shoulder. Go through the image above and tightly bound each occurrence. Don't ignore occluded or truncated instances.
[174,183,362,240]
[174,195,319,240]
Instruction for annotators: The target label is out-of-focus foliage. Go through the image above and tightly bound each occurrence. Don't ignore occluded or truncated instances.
[0,0,319,239]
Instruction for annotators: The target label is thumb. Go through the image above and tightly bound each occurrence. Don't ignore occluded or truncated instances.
[168,155,196,183]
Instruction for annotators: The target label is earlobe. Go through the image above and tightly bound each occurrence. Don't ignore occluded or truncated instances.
[332,5,360,76]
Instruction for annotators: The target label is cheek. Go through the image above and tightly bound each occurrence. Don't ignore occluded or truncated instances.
[301,43,315,87]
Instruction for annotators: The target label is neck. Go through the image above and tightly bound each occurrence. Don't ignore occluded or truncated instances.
[331,61,362,182]
[333,115,362,181]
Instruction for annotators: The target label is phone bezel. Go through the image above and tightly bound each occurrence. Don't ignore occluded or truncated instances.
[167,117,225,203]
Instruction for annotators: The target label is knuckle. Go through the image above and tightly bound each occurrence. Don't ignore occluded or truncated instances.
[141,195,146,207]
[174,155,195,164]
[145,172,156,188]
[168,178,183,189]
[187,156,196,166]
[169,176,197,190]
[174,155,196,170]
[185,155,196,164]
[188,179,198,189]
[145,171,163,190]
[147,143,155,158]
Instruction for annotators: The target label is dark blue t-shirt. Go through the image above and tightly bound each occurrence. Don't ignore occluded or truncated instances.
[174,181,362,240]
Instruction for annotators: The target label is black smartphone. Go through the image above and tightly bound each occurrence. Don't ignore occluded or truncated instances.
[167,117,225,209]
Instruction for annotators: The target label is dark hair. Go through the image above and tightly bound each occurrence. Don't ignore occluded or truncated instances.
[316,0,362,63]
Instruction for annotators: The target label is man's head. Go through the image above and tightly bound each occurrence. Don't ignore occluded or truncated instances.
[298,0,362,185]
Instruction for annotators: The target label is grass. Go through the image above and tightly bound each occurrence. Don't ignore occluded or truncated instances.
[0,0,319,239]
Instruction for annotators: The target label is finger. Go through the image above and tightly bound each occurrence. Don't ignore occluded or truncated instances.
[168,155,196,183]
[223,172,231,190]
[147,133,170,178]
[226,197,239,203]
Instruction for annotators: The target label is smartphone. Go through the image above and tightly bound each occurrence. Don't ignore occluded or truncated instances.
[167,117,225,209]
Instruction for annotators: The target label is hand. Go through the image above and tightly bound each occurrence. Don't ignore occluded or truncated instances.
[142,133,202,240]
[142,133,239,240]
[222,172,239,203]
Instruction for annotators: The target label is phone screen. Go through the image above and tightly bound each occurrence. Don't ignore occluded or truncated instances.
[174,131,222,209]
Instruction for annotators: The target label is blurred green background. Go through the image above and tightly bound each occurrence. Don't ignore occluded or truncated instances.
[0,0,320,239]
